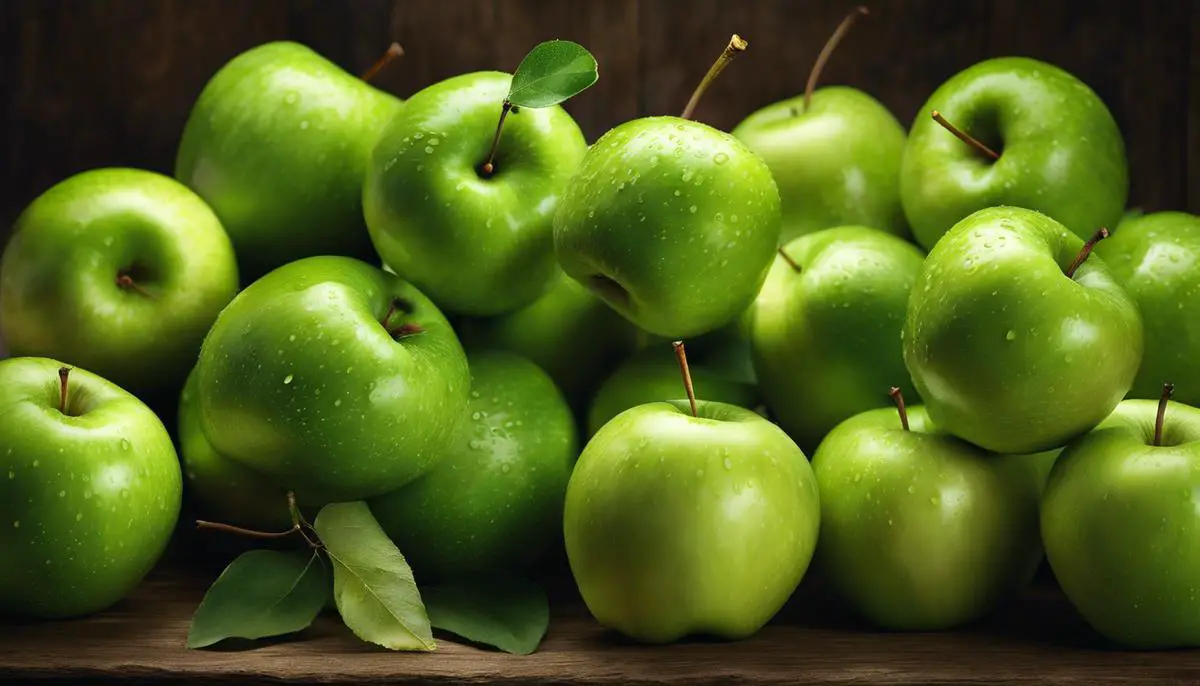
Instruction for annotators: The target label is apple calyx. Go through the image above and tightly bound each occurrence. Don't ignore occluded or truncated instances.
[930,110,1000,161]
[888,386,910,431]
[1064,227,1110,279]
[1155,382,1175,447]
[801,6,869,114]
[58,366,71,414]
[672,340,699,417]
[681,34,748,120]
[479,101,514,177]
[196,491,323,549]
[116,271,156,299]
[778,247,803,273]
[360,42,405,83]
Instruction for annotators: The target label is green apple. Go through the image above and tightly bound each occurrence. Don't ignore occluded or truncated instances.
[370,350,577,581]
[0,168,238,399]
[749,226,925,451]
[196,255,469,501]
[903,206,1142,453]
[456,268,639,413]
[900,56,1128,250]
[364,71,588,316]
[0,357,182,618]
[1042,393,1200,649]
[176,41,403,279]
[1095,211,1200,406]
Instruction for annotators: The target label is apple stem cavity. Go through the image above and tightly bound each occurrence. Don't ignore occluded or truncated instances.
[1155,382,1175,447]
[388,322,425,340]
[672,340,699,417]
[58,366,71,414]
[480,101,513,177]
[1064,227,1110,279]
[778,247,803,273]
[889,386,910,431]
[681,34,748,120]
[116,273,156,299]
[931,110,1000,161]
[803,6,869,113]
[360,42,405,83]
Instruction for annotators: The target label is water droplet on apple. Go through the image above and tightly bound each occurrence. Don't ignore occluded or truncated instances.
[32,460,38,468]
[713,152,729,165]
[284,374,294,385]
[1005,330,1016,341]
[501,464,512,474]
[300,120,309,130]
[424,146,434,154]
[689,206,697,214]
[723,458,732,470]
[428,137,439,146]
[6,471,12,479]
[673,190,681,197]
[696,469,704,477]
[284,92,298,105]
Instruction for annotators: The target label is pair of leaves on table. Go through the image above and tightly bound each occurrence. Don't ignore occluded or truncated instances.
[187,502,549,655]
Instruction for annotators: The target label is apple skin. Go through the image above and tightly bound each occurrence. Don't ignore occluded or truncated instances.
[0,168,238,399]
[554,117,782,338]
[732,87,910,243]
[196,256,470,502]
[370,350,577,582]
[900,57,1128,250]
[1095,212,1200,406]
[1042,398,1200,649]
[176,41,402,279]
[903,206,1142,454]
[564,400,819,643]
[812,404,1054,630]
[0,357,182,619]
[749,225,925,452]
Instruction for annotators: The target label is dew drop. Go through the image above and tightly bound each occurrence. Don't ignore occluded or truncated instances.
[283,374,294,385]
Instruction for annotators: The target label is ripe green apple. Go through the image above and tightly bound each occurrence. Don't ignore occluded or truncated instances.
[456,268,639,414]
[749,225,925,451]
[0,357,182,618]
[370,350,577,581]
[903,206,1142,454]
[554,117,782,338]
[176,41,403,279]
[1095,212,1200,406]
[900,57,1128,250]
[1042,395,1200,649]
[196,256,469,501]
[564,399,819,643]
[0,168,238,399]
[812,400,1053,630]
[733,88,909,242]
[364,71,587,317]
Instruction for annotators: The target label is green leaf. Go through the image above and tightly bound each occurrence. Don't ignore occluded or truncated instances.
[314,501,435,651]
[506,40,598,108]
[422,575,550,655]
[186,549,328,649]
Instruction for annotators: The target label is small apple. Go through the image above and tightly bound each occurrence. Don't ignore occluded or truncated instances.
[900,56,1128,250]
[1042,386,1200,649]
[196,256,470,501]
[903,206,1142,454]
[0,358,182,618]
[554,36,782,338]
[564,342,819,643]
[732,8,909,242]
[176,41,403,279]
[0,168,238,400]
[749,225,925,451]
[1095,211,1200,406]
[812,388,1052,630]
[370,350,577,581]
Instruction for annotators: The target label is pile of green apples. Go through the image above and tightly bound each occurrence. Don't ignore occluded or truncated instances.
[1,10,1199,656]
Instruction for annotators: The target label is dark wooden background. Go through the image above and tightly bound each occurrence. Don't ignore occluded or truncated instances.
[0,0,1196,247]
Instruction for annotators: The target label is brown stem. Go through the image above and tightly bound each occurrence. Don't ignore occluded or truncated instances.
[778,247,802,272]
[804,6,868,113]
[479,101,513,177]
[1155,382,1175,447]
[116,274,156,299]
[1064,228,1110,279]
[58,366,71,414]
[889,386,909,431]
[672,340,699,417]
[388,322,425,339]
[931,110,1000,161]
[361,42,404,82]
[681,34,748,120]
[195,519,299,540]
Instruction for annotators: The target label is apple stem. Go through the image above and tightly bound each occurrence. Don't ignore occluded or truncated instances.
[1155,382,1175,447]
[116,273,156,299]
[388,322,425,339]
[672,340,699,417]
[681,34,748,120]
[931,110,1000,161]
[1064,227,1110,279]
[479,101,513,177]
[195,519,300,540]
[803,6,868,113]
[778,247,802,273]
[889,386,909,431]
[360,42,404,82]
[58,366,71,414]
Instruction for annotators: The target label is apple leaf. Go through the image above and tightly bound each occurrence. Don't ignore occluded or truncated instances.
[422,575,550,655]
[506,40,598,109]
[314,501,435,652]
[186,549,328,649]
